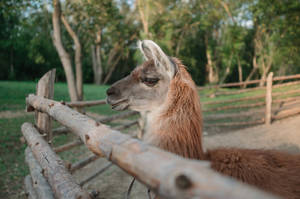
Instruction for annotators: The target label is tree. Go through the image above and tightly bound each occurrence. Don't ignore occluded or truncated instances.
[52,0,81,101]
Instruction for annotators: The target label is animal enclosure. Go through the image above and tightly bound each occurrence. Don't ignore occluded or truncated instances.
[200,73,300,131]
[21,70,282,198]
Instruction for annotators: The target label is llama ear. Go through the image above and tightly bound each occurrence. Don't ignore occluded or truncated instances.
[138,40,177,77]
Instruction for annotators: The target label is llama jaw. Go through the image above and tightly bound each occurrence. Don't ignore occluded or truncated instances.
[107,98,129,111]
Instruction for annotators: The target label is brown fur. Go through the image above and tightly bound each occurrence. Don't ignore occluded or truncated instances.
[156,58,300,199]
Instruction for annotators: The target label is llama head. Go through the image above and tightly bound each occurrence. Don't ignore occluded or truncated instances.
[106,40,177,112]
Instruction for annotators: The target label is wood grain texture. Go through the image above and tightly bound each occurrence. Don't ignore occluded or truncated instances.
[25,147,54,199]
[35,69,55,143]
[265,72,273,125]
[24,175,38,199]
[22,122,90,199]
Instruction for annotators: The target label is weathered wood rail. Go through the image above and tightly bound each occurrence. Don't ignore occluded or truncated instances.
[22,70,281,199]
[202,72,300,128]
[24,94,279,199]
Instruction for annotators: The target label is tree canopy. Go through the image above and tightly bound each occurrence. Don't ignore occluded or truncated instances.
[1,0,299,86]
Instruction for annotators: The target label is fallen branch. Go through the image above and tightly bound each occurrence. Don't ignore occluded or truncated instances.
[22,122,90,199]
[272,107,300,120]
[273,96,300,105]
[204,119,264,127]
[212,86,265,96]
[99,111,138,123]
[70,154,99,173]
[26,94,278,199]
[25,147,54,199]
[273,80,300,88]
[203,94,265,105]
[79,162,113,186]
[273,88,300,97]
[273,74,300,81]
[204,110,264,120]
[198,79,261,90]
[54,139,82,153]
[114,120,139,131]
[203,89,300,106]
[52,126,70,136]
[203,101,266,112]
[66,99,106,108]
[198,74,300,91]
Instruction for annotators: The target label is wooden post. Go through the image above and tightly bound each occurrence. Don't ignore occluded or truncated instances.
[265,72,273,125]
[35,69,56,144]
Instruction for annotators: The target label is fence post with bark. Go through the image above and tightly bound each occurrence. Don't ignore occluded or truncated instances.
[265,72,273,125]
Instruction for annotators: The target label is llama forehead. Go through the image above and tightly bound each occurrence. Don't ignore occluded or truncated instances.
[133,59,167,78]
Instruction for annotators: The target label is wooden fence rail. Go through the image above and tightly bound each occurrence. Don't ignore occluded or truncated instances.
[23,70,300,198]
[202,72,300,127]
[205,80,300,97]
[24,94,279,199]
[198,73,300,90]
[25,147,54,199]
[66,99,106,107]
[22,122,91,199]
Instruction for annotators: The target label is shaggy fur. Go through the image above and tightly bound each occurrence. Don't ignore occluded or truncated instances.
[153,58,300,199]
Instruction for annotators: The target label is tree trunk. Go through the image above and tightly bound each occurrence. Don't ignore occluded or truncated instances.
[52,0,78,101]
[243,50,258,88]
[237,56,243,87]
[136,0,149,37]
[219,54,233,84]
[61,15,83,100]
[103,54,122,84]
[205,35,218,84]
[9,46,14,79]
[175,27,186,56]
[91,45,98,83]
[91,31,103,85]
[259,52,273,87]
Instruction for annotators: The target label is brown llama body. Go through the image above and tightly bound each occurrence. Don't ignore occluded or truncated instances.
[159,60,300,199]
[107,40,300,199]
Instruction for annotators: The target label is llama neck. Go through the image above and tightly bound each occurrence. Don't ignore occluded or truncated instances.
[144,64,205,160]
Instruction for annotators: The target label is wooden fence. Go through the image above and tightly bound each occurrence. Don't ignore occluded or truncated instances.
[22,70,281,198]
[201,72,300,128]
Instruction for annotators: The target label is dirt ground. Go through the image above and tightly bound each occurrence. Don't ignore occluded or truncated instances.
[70,115,300,199]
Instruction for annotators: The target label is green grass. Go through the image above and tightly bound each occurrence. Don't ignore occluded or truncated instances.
[0,81,118,115]
[0,116,33,198]
[0,81,115,197]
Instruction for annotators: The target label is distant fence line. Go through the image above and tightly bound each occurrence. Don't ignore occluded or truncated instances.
[22,69,279,199]
[198,73,300,90]
[201,72,300,128]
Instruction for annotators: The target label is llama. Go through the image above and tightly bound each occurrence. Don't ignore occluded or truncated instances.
[106,40,300,199]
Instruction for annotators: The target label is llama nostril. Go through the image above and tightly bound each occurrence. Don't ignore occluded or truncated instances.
[106,87,117,96]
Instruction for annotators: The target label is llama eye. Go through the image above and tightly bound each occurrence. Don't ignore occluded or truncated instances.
[141,77,159,86]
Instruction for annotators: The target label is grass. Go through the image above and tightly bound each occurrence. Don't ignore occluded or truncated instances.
[0,81,118,115]
[0,116,33,198]
[1,80,300,197]
[0,81,114,198]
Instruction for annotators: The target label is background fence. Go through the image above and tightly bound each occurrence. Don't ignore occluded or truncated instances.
[200,73,300,132]
[21,70,281,199]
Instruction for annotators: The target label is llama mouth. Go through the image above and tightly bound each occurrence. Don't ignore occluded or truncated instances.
[107,99,129,110]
